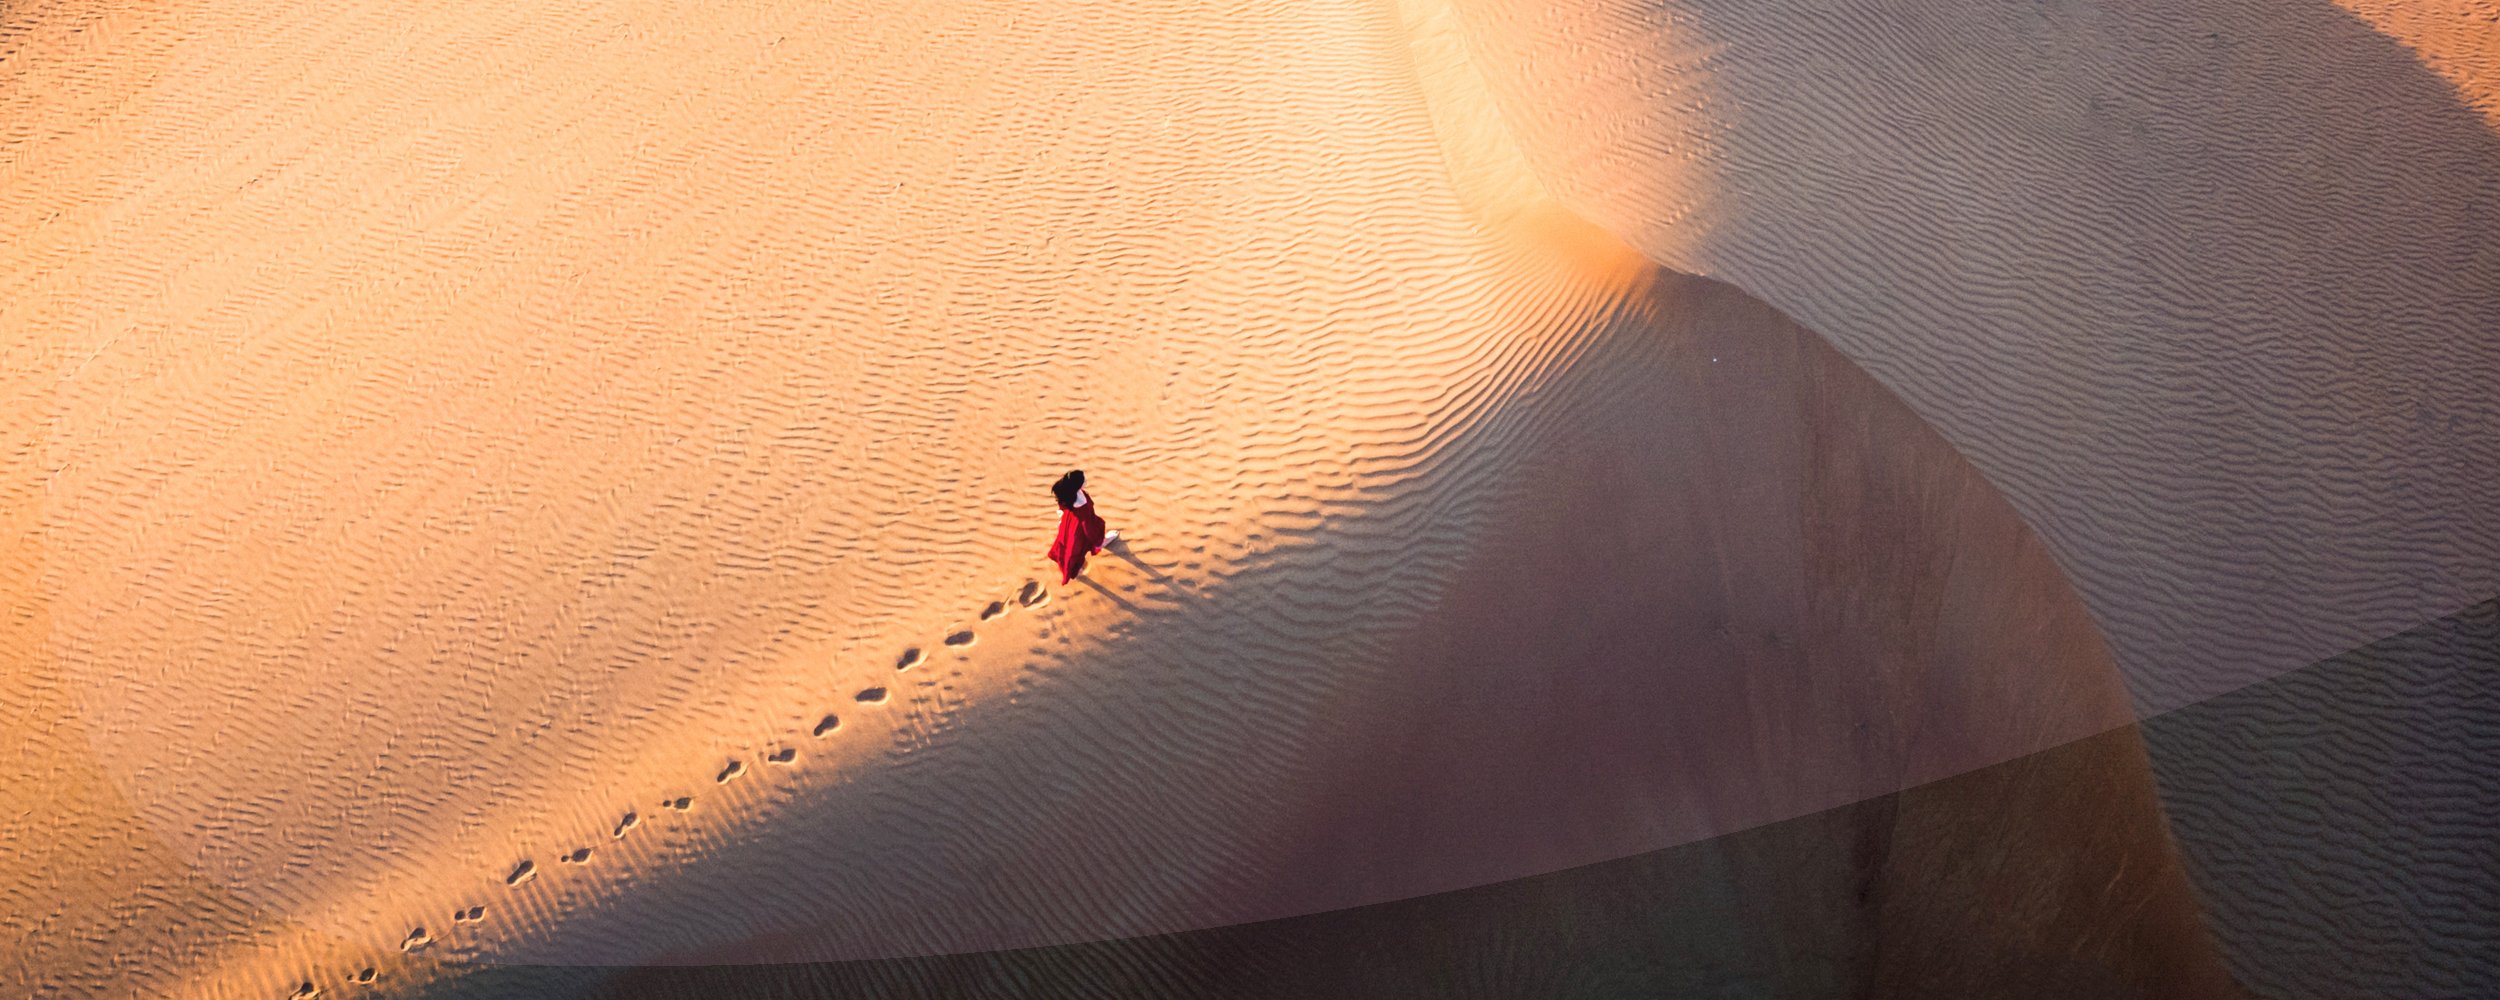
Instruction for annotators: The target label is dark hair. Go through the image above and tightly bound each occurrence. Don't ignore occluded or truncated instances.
[1051,470,1086,509]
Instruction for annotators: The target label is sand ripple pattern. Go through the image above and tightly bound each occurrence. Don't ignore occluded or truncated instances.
[6,0,2251,996]
[1448,0,2500,713]
[2144,599,2500,999]
[5,0,1670,992]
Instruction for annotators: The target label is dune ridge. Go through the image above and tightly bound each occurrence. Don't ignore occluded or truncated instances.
[1446,0,2500,713]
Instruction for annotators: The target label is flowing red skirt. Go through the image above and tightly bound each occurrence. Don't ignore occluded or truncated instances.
[1048,500,1109,583]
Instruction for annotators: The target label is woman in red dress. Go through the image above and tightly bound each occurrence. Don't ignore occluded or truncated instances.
[1047,469,1118,584]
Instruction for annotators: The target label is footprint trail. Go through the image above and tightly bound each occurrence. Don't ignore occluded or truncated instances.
[288,577,1065,996]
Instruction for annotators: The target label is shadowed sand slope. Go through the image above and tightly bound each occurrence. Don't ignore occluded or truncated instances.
[1448,0,2500,712]
[2144,598,2500,999]
[405,725,2234,1000]
[6,0,2237,996]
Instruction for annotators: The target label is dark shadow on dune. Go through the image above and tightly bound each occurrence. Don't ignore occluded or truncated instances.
[1436,4,2500,995]
[1451,0,2500,716]
[2143,595,2500,1000]
[399,724,2229,1000]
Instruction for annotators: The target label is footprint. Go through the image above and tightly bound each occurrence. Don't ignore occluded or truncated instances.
[717,759,746,783]
[505,860,536,886]
[944,630,975,647]
[614,810,639,838]
[812,714,842,737]
[560,847,592,865]
[766,746,797,764]
[855,687,888,704]
[290,981,320,999]
[664,796,694,811]
[1017,581,1048,607]
[980,601,1006,621]
[453,905,486,923]
[401,926,432,951]
[353,968,376,985]
[895,647,923,671]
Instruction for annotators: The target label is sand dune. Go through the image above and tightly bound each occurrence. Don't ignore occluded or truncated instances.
[9,0,2464,996]
[1449,0,2500,713]
[2145,598,2500,999]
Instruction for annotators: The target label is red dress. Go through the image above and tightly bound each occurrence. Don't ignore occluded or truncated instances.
[1047,490,1109,584]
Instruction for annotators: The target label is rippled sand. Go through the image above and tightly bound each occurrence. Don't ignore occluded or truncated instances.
[1450,0,2500,711]
[4,0,2489,998]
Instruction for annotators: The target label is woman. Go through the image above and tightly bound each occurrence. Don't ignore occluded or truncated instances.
[1047,469,1119,584]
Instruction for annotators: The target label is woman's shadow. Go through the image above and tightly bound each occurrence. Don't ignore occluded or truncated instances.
[1075,536,1198,614]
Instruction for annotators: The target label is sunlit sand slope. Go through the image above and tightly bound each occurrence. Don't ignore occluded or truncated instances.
[7,0,2231,996]
[1449,0,2500,711]
[2336,1,2500,124]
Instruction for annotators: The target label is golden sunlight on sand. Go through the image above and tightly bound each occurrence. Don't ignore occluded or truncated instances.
[16,1,2490,998]
[2337,0,2500,125]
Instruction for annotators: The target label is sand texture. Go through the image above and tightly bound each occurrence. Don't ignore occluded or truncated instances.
[2337,1,2500,124]
[1450,0,2500,712]
[289,725,2237,1000]
[3,0,2487,997]
[2145,599,2500,999]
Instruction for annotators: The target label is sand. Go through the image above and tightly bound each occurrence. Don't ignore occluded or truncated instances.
[4,0,2486,997]
[2144,599,2500,999]
[1449,0,2500,713]
[2336,1,2500,124]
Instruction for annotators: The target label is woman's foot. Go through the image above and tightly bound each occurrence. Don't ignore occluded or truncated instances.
[1104,530,1121,545]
